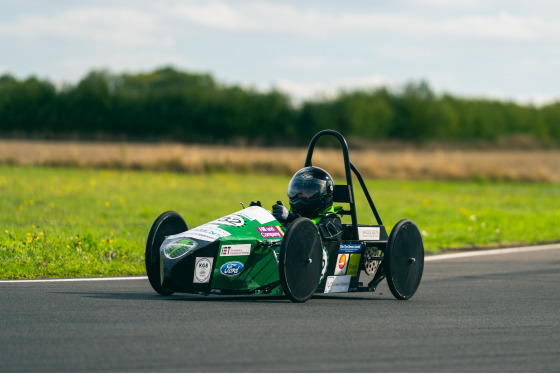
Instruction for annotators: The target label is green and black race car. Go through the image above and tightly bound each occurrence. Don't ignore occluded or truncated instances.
[145,130,424,303]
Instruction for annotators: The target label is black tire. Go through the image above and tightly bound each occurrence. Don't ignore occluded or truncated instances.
[279,218,323,303]
[145,211,188,295]
[385,219,424,300]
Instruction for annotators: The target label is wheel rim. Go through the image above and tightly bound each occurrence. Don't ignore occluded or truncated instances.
[279,218,323,302]
[386,219,424,300]
[364,246,380,275]
[145,211,188,295]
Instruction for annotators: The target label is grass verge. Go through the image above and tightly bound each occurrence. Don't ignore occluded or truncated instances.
[1,165,559,279]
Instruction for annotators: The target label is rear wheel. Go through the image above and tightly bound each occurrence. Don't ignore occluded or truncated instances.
[279,218,323,303]
[385,219,424,300]
[145,211,188,295]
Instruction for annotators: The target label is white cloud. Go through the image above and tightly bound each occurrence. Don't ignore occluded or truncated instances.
[273,74,391,102]
[0,6,168,47]
[171,2,241,30]
[166,2,559,41]
[274,80,334,102]
[522,93,558,107]
[490,91,559,106]
[415,0,481,7]
[439,12,535,40]
[45,52,193,84]
[275,57,368,70]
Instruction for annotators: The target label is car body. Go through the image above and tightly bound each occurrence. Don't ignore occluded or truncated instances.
[146,130,424,302]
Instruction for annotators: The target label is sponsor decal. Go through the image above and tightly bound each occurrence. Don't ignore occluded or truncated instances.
[236,206,275,224]
[164,231,190,241]
[183,224,231,242]
[163,238,198,259]
[324,275,351,293]
[339,243,362,253]
[320,247,328,282]
[193,257,213,283]
[334,253,349,275]
[220,243,251,256]
[220,261,244,277]
[346,254,361,276]
[358,226,381,241]
[256,226,284,239]
[212,214,245,227]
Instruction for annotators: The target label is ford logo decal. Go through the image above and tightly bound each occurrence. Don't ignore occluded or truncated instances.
[220,261,244,277]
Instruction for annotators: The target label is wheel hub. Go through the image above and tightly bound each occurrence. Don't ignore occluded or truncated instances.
[364,246,381,275]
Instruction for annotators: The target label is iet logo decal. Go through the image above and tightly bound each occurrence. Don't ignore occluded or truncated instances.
[220,243,251,256]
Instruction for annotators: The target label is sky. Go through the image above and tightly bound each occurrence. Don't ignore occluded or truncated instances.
[2,0,560,105]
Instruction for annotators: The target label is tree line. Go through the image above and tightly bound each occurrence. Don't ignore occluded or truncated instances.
[1,67,559,146]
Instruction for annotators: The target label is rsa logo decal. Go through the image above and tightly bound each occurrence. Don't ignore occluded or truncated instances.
[220,261,244,277]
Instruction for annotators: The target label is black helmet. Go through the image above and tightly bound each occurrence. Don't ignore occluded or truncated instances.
[288,166,334,217]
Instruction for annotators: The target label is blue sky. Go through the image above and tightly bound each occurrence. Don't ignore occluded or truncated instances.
[2,0,560,104]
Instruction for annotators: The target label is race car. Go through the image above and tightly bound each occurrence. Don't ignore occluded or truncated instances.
[145,129,424,302]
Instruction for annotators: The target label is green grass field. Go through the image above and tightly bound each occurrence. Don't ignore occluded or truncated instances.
[1,165,559,279]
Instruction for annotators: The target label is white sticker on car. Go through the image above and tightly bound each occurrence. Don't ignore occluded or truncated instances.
[193,257,213,283]
[358,226,380,241]
[212,214,245,227]
[183,224,232,242]
[220,244,251,256]
[235,206,275,224]
[164,231,190,241]
[324,275,351,293]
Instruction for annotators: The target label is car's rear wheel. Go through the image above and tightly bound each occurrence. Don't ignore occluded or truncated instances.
[145,211,188,295]
[279,218,323,303]
[385,219,424,300]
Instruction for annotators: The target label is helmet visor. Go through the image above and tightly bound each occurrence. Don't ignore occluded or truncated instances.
[288,177,327,200]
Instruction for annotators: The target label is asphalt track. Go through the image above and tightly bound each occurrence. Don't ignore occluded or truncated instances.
[1,244,559,372]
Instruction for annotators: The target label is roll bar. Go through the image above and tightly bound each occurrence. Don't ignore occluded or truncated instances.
[304,130,383,238]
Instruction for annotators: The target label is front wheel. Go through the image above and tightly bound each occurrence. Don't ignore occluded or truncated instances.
[145,211,188,295]
[279,218,323,303]
[385,219,424,300]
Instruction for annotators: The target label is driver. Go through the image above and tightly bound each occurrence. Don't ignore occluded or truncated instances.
[272,166,343,240]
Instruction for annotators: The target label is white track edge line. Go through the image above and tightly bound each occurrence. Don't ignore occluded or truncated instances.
[2,244,559,283]
[425,243,560,262]
[0,276,148,283]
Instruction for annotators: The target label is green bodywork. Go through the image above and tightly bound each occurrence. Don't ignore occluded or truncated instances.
[199,207,284,292]
[160,206,347,295]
